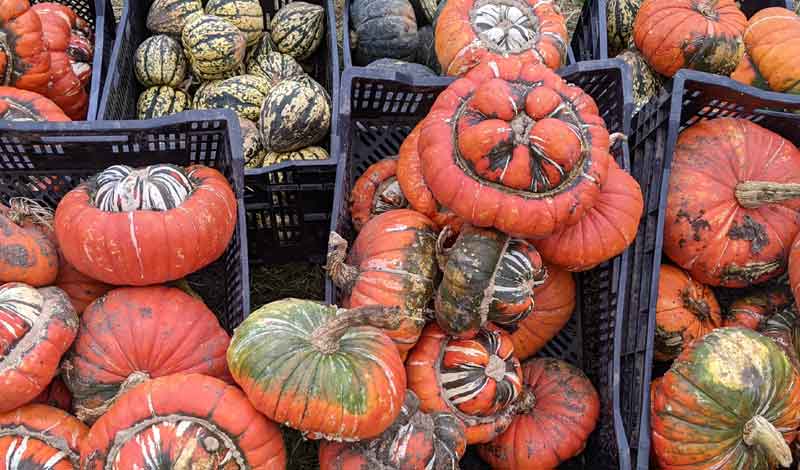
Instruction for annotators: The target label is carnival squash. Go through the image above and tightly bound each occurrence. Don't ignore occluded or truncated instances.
[259,77,331,152]
[271,2,325,60]
[181,14,246,80]
[134,34,187,88]
[206,0,264,47]
[146,0,203,35]
[0,404,87,468]
[350,158,408,231]
[743,8,800,94]
[607,0,643,56]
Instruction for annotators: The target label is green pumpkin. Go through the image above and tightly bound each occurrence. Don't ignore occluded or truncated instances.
[607,0,642,56]
[258,78,330,152]
[146,0,203,35]
[617,48,662,113]
[366,58,435,77]
[137,86,191,119]
[261,145,329,167]
[415,25,440,74]
[134,35,188,88]
[240,118,267,167]
[350,0,418,65]
[270,2,325,61]
[247,49,305,85]
[193,74,271,121]
[205,0,265,46]
[182,14,247,80]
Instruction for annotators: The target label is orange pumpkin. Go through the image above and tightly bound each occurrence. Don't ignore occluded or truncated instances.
[790,234,800,311]
[350,158,407,231]
[0,208,58,286]
[724,288,791,330]
[31,377,72,411]
[0,0,51,94]
[730,52,769,90]
[0,86,70,121]
[743,7,800,94]
[0,404,87,468]
[633,0,747,77]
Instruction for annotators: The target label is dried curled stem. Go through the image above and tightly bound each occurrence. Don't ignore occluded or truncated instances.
[735,181,800,209]
[310,305,401,354]
[325,232,359,292]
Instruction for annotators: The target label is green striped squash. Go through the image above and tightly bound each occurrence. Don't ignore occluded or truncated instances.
[137,86,191,119]
[134,35,188,88]
[246,34,273,65]
[259,78,330,152]
[261,145,329,167]
[240,118,267,167]
[270,2,325,60]
[247,50,305,85]
[193,74,271,120]
[617,48,661,113]
[182,14,247,80]
[146,0,203,35]
[205,0,265,46]
[607,0,642,56]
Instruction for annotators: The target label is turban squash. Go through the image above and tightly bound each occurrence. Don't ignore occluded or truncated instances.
[0,0,51,94]
[724,288,791,330]
[54,164,237,286]
[350,158,408,231]
[0,86,69,121]
[418,59,612,239]
[81,374,287,469]
[0,404,87,468]
[742,8,800,94]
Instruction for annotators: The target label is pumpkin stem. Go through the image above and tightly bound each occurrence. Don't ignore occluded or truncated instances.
[743,415,792,467]
[435,226,457,272]
[680,289,710,322]
[609,132,627,147]
[326,232,359,292]
[7,197,54,230]
[310,305,402,354]
[74,371,151,423]
[511,387,537,415]
[735,181,800,209]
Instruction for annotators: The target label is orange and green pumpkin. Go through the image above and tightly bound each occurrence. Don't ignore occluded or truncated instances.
[350,158,408,231]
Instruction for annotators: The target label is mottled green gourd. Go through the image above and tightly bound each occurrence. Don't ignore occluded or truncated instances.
[409,0,440,24]
[247,50,306,85]
[261,146,329,167]
[146,0,203,35]
[240,117,268,167]
[193,74,271,121]
[607,0,642,56]
[181,14,247,80]
[259,78,331,152]
[137,86,191,119]
[134,35,188,88]
[617,48,661,113]
[270,2,325,60]
[205,0,265,46]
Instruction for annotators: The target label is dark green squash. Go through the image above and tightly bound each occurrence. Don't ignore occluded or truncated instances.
[607,0,642,56]
[206,0,265,46]
[408,0,440,25]
[350,0,419,65]
[259,78,331,152]
[366,58,436,77]
[137,86,190,119]
[146,0,203,35]
[617,48,662,113]
[134,35,188,88]
[270,2,325,60]
[415,25,440,74]
[193,74,271,121]
[181,14,247,80]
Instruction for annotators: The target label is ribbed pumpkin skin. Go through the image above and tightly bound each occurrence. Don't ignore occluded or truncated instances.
[508,265,575,360]
[54,164,237,286]
[633,0,747,77]
[54,259,111,314]
[81,374,287,469]
[478,359,600,470]
[350,158,408,231]
[181,14,246,80]
[655,264,722,362]
[0,211,59,286]
[0,283,77,413]
[62,286,231,423]
[0,86,69,122]
[607,0,642,56]
[146,0,203,34]
[350,0,419,65]
[0,404,87,469]
[0,0,51,95]
[227,299,406,440]
[743,8,800,94]
[730,52,769,90]
[271,2,325,60]
[206,0,265,46]
[761,304,800,371]
[258,78,330,152]
[137,86,190,119]
[618,48,661,113]
[651,328,800,469]
[261,145,329,167]
[435,0,567,76]
[193,74,271,121]
[664,118,800,287]
[31,377,72,411]
[134,35,187,87]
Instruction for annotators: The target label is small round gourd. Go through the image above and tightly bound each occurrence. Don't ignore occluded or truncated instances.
[137,86,190,119]
[206,0,265,46]
[261,146,329,167]
[270,2,325,60]
[259,78,331,152]
[193,74,271,121]
[247,49,306,84]
[181,14,247,80]
[146,0,203,35]
[134,35,187,88]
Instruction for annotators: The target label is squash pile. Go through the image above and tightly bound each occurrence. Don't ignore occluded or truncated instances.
[135,0,332,169]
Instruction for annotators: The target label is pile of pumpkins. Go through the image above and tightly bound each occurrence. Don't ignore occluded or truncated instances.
[135,0,332,168]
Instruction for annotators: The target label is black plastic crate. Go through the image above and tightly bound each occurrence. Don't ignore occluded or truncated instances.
[628,70,800,470]
[572,0,795,61]
[326,59,642,470]
[0,110,250,333]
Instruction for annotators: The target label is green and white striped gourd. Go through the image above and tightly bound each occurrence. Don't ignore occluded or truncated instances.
[247,49,305,85]
[134,35,188,88]
[617,48,662,113]
[607,0,642,56]
[270,2,325,60]
[205,0,265,46]
[258,78,330,152]
[146,0,203,35]
[137,86,191,119]
[240,118,268,167]
[193,74,271,121]
[261,145,329,167]
[182,14,247,80]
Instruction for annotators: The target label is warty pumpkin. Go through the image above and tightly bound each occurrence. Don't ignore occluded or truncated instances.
[0,86,70,121]
[81,373,287,469]
[418,59,612,238]
[0,404,87,469]
[633,0,747,77]
[0,206,58,286]
[743,8,800,94]
[54,164,237,286]
[0,0,51,95]
[664,118,800,287]
[0,283,77,413]
[724,288,791,330]
[227,299,407,441]
[350,158,408,231]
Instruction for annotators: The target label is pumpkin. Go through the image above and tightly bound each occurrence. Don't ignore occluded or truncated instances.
[146,0,203,35]
[31,377,72,411]
[247,46,306,85]
[0,283,77,413]
[743,7,800,94]
[54,259,112,315]
[241,117,268,167]
[134,34,187,88]
[507,265,575,360]
[227,299,407,440]
[81,373,287,469]
[724,288,791,330]
[206,0,265,46]
[350,158,408,231]
[664,118,800,287]
[193,74,271,121]
[435,0,568,76]
[654,264,722,362]
[61,286,231,423]
[633,0,747,77]
[407,323,525,444]
[327,209,437,358]
[0,404,87,468]
[367,58,437,77]
[651,327,800,469]
[533,160,643,272]
[0,0,51,94]
[270,2,325,60]
[54,164,237,286]
[418,59,612,239]
[607,0,643,56]
[0,208,58,286]
[409,0,440,24]
[0,86,70,121]
[350,0,419,65]
[761,303,800,370]
[790,235,800,312]
[137,85,190,119]
[731,51,769,90]
[318,391,468,470]
[477,358,600,469]
[181,14,247,80]
[618,48,662,113]
[437,225,547,338]
[258,77,330,152]
[261,145,329,167]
